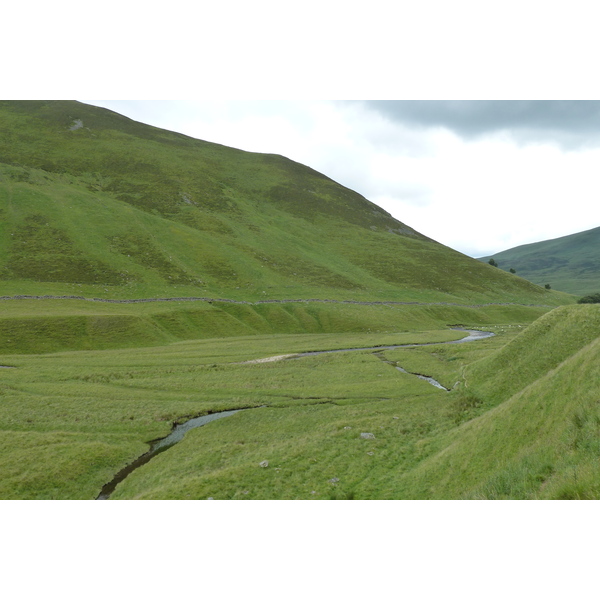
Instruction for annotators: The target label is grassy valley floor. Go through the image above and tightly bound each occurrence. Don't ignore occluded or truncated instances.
[0,296,565,500]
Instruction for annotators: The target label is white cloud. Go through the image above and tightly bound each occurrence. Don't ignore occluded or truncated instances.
[368,130,600,256]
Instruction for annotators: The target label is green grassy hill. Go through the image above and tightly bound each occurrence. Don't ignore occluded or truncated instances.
[479,226,600,297]
[0,100,563,305]
[391,304,600,499]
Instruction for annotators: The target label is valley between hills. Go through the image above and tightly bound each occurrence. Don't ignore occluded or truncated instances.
[0,101,598,499]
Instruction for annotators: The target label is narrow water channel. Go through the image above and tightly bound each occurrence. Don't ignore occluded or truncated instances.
[96,410,241,499]
[370,329,494,390]
[293,328,494,358]
[390,362,450,390]
[96,328,494,499]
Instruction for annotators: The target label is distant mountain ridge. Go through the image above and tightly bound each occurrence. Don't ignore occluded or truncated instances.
[0,100,563,305]
[479,226,600,296]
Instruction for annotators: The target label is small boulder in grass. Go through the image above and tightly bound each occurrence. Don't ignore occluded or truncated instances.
[259,460,269,468]
[360,432,375,439]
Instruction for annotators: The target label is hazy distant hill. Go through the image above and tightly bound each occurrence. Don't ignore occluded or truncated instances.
[479,226,600,296]
[0,100,560,304]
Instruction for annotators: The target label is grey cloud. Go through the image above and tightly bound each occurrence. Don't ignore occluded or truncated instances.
[357,101,600,148]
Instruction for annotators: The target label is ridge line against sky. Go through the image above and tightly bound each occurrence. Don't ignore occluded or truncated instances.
[83,100,600,257]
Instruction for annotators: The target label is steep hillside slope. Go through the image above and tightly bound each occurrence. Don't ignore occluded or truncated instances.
[455,304,600,417]
[393,304,600,499]
[0,100,562,304]
[479,226,600,296]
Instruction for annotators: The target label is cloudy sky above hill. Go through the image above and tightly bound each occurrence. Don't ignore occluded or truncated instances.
[85,100,600,257]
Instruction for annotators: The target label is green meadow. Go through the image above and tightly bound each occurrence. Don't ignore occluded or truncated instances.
[3,299,595,500]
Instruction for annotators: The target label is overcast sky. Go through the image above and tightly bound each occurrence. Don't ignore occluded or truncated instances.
[84,100,600,257]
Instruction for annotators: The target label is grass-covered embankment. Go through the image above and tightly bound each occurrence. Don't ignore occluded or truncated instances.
[0,297,552,354]
[387,304,600,499]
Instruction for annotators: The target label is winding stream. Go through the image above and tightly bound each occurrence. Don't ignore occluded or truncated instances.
[292,328,494,357]
[95,328,494,499]
[384,360,450,391]
[374,328,494,390]
[96,410,241,499]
